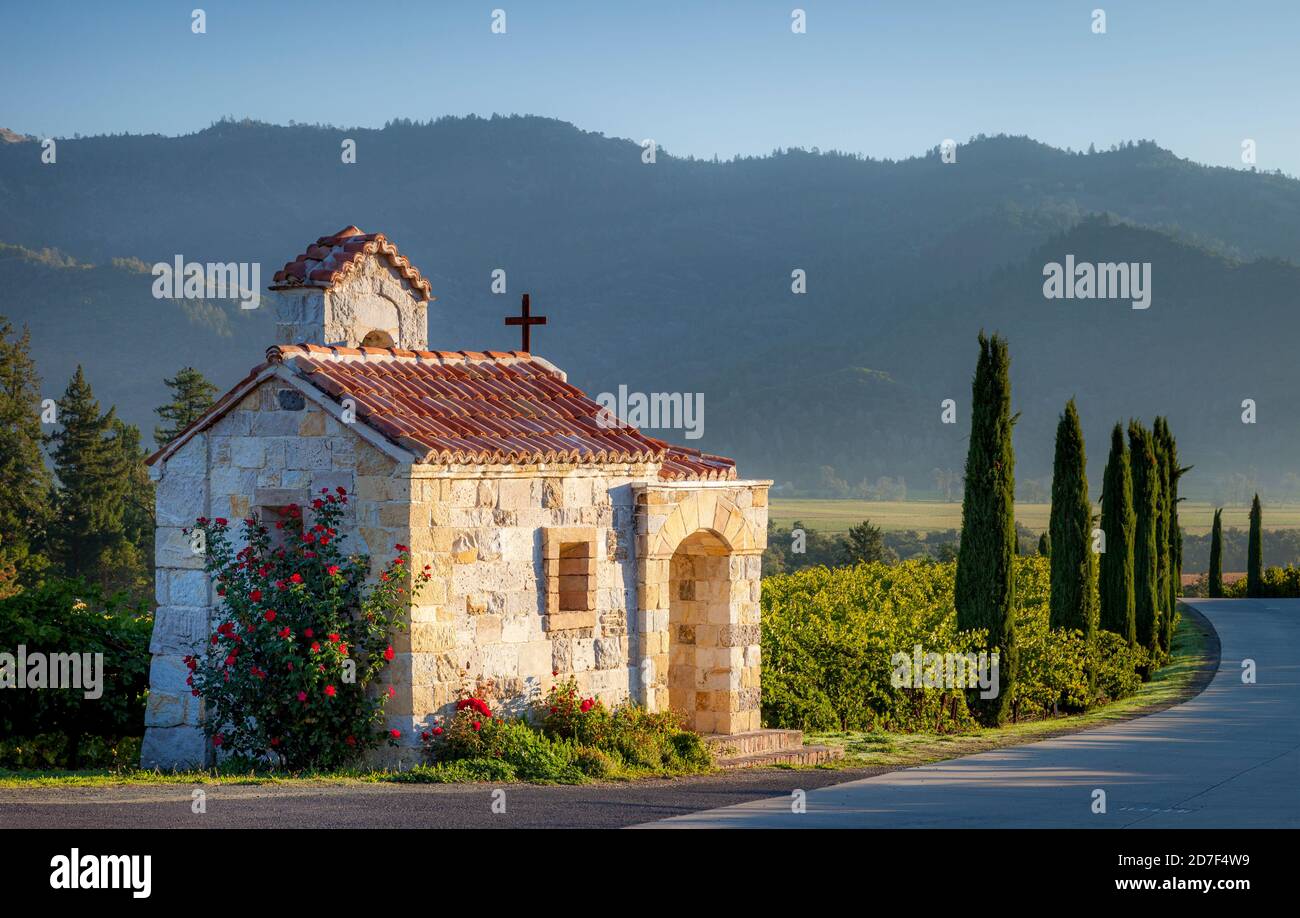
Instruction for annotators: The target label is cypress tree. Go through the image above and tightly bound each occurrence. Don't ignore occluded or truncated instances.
[154,366,218,447]
[1152,421,1171,660]
[1128,421,1162,670]
[955,333,1017,724]
[1049,400,1095,636]
[1208,508,1224,597]
[1099,424,1136,645]
[1247,494,1263,597]
[0,316,53,584]
[1038,531,1050,557]
[1155,419,1184,652]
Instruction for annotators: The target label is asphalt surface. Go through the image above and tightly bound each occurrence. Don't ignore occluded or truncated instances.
[2,599,1287,830]
[646,599,1299,828]
[0,765,892,829]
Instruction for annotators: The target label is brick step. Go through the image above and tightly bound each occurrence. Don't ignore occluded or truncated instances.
[713,745,844,770]
[703,729,806,758]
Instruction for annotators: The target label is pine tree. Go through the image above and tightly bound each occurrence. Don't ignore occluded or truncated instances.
[1099,424,1136,645]
[1208,508,1224,597]
[840,519,889,565]
[1247,494,1263,597]
[46,366,129,588]
[1049,400,1095,635]
[1128,421,1162,670]
[154,366,218,447]
[0,317,54,584]
[955,333,1017,724]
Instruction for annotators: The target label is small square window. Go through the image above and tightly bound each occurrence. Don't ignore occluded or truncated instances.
[543,526,597,629]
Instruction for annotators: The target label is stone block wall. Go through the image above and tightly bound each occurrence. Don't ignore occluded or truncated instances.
[392,465,657,761]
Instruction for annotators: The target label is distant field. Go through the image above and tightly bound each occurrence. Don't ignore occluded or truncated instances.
[769,499,1300,536]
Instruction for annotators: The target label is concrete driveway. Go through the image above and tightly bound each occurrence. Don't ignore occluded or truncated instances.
[643,599,1300,828]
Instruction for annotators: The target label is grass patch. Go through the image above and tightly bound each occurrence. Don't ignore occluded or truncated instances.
[805,608,1215,770]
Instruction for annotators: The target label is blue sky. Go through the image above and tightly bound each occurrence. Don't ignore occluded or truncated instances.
[7,0,1299,173]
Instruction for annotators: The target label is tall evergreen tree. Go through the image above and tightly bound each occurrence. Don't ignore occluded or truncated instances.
[1099,424,1136,645]
[1128,421,1163,670]
[1151,420,1172,660]
[154,366,217,447]
[45,366,128,588]
[955,333,1018,724]
[1208,508,1224,597]
[1048,400,1095,635]
[1154,418,1185,652]
[1247,494,1263,597]
[1037,531,1050,557]
[0,317,54,584]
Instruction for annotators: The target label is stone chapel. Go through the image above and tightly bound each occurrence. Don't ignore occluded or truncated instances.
[141,226,770,768]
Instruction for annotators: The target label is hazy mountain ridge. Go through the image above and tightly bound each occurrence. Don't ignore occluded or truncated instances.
[2,116,1298,495]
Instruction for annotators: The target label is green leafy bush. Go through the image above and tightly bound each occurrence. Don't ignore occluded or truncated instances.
[1225,565,1300,597]
[762,557,1146,731]
[0,579,151,768]
[1089,631,1146,704]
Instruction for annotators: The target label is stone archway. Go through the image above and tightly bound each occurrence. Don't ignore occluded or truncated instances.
[635,486,767,735]
[668,530,733,731]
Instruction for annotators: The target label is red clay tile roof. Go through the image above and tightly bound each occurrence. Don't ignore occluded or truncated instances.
[270,226,433,302]
[273,345,735,478]
[149,344,736,480]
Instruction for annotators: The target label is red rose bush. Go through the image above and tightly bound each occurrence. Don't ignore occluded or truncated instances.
[185,489,428,770]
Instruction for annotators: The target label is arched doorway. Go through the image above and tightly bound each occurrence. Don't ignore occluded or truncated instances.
[668,529,733,733]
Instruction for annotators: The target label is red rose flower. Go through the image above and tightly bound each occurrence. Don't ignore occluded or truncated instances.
[297,691,307,702]
[324,685,336,697]
[214,518,228,526]
[304,628,314,638]
[472,721,482,731]
[389,729,401,739]
[290,573,303,584]
[432,726,443,736]
[384,645,395,661]
[249,589,262,602]
[213,734,224,747]
[263,609,276,622]
[327,565,340,576]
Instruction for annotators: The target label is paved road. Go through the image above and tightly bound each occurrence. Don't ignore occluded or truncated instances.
[644,599,1300,828]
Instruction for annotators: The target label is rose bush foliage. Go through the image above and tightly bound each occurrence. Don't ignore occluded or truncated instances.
[186,489,427,770]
